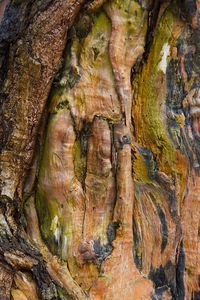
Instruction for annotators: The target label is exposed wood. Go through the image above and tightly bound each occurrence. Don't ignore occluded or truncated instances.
[1,0,200,299]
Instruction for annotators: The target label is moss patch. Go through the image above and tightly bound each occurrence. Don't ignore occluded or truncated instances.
[133,4,183,174]
[36,185,60,255]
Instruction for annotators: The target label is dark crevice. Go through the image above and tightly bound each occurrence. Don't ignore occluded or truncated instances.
[155,172,179,222]
[0,200,67,300]
[149,265,170,288]
[77,121,91,238]
[156,204,168,253]
[93,221,120,266]
[132,216,142,271]
[130,55,143,83]
[138,146,158,180]
[149,262,176,299]
[143,0,163,61]
[131,0,164,83]
[31,263,58,300]
[178,0,197,25]
[148,193,169,254]
[193,291,200,300]
[150,242,185,300]
[176,240,185,300]
[76,119,92,238]
[0,0,35,88]
[109,122,118,218]
[78,120,91,191]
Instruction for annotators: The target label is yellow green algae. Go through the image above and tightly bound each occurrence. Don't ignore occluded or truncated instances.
[133,149,154,184]
[36,186,60,252]
[133,4,184,177]
[80,11,111,68]
[105,0,141,14]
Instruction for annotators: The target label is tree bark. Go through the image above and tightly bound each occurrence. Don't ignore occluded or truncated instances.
[1,0,200,299]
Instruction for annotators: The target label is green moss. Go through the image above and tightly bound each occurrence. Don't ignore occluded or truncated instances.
[105,0,146,31]
[106,0,137,13]
[36,185,60,254]
[127,2,147,32]
[133,150,153,183]
[81,11,111,68]
[36,184,76,259]
[133,5,180,174]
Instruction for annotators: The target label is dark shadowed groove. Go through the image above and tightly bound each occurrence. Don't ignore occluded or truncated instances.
[143,0,163,61]
[0,1,35,87]
[193,291,200,300]
[178,0,197,24]
[131,0,164,82]
[156,204,168,253]
[176,240,185,300]
[132,216,142,270]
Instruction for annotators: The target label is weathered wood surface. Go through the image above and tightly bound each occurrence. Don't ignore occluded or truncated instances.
[1,0,200,299]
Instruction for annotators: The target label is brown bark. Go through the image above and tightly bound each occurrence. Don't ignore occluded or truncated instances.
[0,1,87,299]
[1,0,200,299]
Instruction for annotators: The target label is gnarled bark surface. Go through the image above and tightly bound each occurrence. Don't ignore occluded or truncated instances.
[1,0,200,299]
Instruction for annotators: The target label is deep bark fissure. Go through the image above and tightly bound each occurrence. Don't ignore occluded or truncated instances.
[144,0,163,60]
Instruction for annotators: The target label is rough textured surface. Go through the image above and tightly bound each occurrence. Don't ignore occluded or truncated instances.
[34,0,154,298]
[0,0,84,201]
[1,0,200,299]
[0,1,87,299]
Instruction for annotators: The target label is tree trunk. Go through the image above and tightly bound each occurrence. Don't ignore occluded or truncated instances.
[0,0,200,299]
